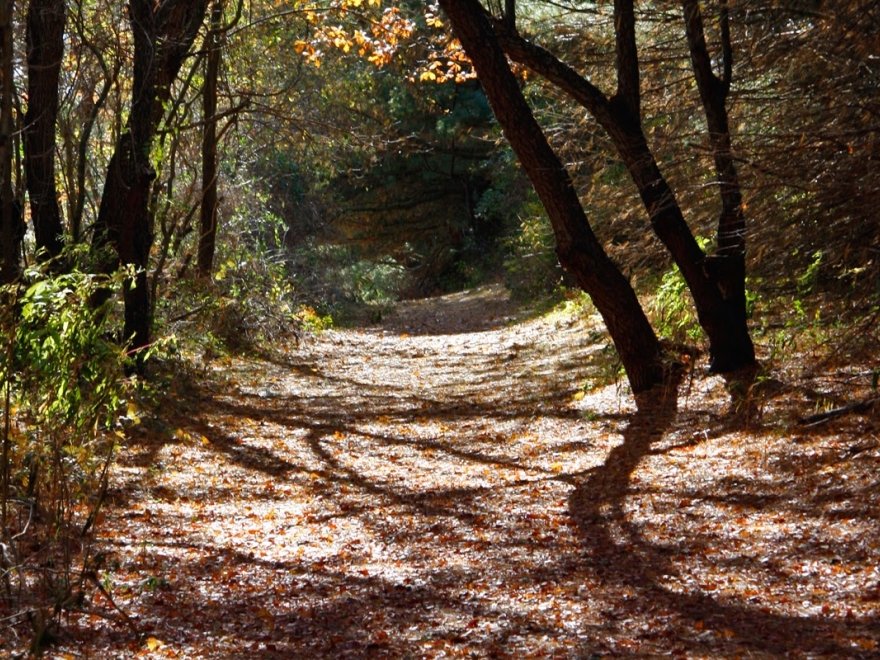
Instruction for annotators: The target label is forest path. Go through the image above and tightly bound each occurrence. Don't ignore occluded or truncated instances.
[62,285,879,657]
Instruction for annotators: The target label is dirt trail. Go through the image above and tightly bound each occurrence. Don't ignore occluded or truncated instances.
[49,285,880,657]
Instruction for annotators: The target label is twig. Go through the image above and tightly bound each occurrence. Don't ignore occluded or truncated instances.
[79,570,141,636]
[799,396,880,427]
[167,301,213,324]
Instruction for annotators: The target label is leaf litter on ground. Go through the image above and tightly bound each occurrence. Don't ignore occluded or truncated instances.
[32,284,880,658]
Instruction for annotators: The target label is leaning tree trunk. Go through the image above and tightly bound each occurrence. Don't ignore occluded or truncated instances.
[24,0,65,263]
[439,0,665,393]
[0,0,19,284]
[91,0,209,361]
[491,2,755,372]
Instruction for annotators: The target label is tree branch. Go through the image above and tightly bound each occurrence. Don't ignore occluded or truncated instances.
[682,0,721,100]
[719,0,733,95]
[490,19,615,130]
[504,0,515,30]
[613,0,641,118]
[682,0,744,256]
[799,397,880,427]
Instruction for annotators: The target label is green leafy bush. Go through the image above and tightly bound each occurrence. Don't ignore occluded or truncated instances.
[649,237,721,345]
[158,232,304,357]
[1,266,133,649]
[650,262,702,344]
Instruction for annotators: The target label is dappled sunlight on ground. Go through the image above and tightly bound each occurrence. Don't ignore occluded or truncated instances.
[37,286,880,657]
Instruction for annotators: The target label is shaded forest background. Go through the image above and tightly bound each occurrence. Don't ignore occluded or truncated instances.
[0,0,878,652]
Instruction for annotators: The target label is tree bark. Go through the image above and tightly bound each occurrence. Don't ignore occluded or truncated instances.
[24,0,65,262]
[197,0,224,278]
[0,0,20,284]
[439,0,665,393]
[91,0,209,360]
[682,0,754,370]
[490,3,755,372]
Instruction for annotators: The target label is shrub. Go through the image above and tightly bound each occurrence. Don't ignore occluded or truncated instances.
[1,266,133,651]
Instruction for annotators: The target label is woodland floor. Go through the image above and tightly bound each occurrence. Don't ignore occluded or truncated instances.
[42,285,880,657]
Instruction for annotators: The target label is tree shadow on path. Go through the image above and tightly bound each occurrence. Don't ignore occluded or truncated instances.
[568,382,878,657]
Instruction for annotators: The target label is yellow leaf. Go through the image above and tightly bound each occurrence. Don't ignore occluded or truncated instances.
[126,402,141,424]
[550,462,564,473]
[145,637,165,651]
[572,391,585,402]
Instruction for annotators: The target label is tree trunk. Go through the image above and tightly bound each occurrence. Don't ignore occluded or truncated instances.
[681,0,754,370]
[439,0,665,393]
[613,109,754,372]
[93,139,155,352]
[24,0,65,262]
[197,0,223,278]
[91,0,209,361]
[491,6,755,372]
[0,0,19,284]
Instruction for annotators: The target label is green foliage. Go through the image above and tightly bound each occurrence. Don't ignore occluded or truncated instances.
[650,263,702,344]
[745,281,760,320]
[323,80,510,296]
[753,288,837,369]
[590,341,627,390]
[502,198,563,302]
[286,239,408,320]
[12,272,129,431]
[647,237,766,346]
[294,306,334,333]
[162,257,301,357]
[543,289,596,321]
[157,196,312,356]
[650,262,761,346]
[1,265,133,645]
[797,249,823,295]
[335,255,409,306]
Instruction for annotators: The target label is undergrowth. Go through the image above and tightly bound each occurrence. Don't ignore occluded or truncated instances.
[1,265,136,653]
